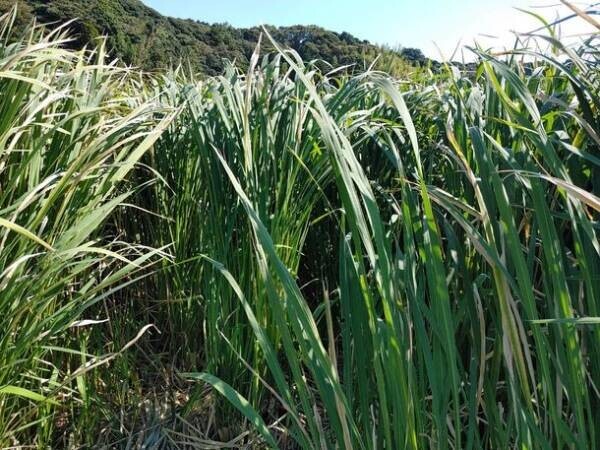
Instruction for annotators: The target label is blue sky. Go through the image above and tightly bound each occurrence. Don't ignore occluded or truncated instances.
[142,1,596,59]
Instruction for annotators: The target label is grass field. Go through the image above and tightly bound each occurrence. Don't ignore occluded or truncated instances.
[1,5,599,449]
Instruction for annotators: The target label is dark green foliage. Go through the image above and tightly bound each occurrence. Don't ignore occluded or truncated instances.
[1,0,417,75]
[400,46,426,64]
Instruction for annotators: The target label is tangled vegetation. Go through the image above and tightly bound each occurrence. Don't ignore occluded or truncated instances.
[0,5,599,449]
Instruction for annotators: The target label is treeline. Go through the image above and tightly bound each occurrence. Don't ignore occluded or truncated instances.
[0,0,428,75]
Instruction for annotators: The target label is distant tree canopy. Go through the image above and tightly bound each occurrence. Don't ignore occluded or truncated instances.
[400,47,426,65]
[0,0,429,76]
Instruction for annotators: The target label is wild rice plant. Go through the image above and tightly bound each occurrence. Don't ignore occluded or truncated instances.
[183,20,600,450]
[1,5,599,449]
[0,9,170,447]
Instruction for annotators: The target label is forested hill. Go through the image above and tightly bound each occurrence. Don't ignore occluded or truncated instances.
[0,0,426,75]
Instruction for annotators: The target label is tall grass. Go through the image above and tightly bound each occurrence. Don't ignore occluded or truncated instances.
[0,9,171,446]
[0,5,599,449]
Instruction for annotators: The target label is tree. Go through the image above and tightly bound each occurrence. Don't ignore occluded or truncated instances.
[400,47,426,63]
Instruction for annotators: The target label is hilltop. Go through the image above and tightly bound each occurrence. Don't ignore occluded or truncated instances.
[0,0,426,75]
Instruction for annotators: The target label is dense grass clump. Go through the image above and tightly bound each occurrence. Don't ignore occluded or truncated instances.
[1,6,599,449]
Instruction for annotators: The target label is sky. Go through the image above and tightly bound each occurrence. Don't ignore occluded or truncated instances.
[142,1,597,59]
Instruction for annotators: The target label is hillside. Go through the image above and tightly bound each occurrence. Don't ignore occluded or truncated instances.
[0,0,425,75]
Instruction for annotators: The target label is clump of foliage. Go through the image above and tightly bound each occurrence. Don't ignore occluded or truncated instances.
[1,4,599,449]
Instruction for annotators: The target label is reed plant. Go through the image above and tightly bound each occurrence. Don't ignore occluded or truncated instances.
[1,5,599,449]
